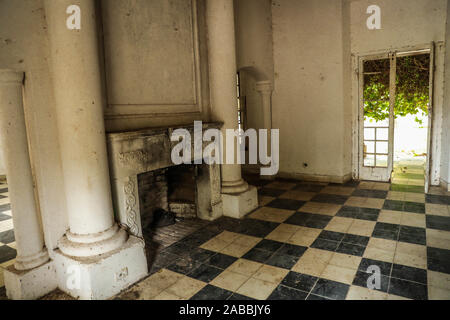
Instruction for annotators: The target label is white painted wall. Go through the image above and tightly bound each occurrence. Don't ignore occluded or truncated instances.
[441,1,450,189]
[271,0,351,181]
[350,0,447,54]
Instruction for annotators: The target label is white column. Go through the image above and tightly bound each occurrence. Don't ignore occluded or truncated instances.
[45,0,126,257]
[0,70,49,270]
[256,81,275,179]
[206,0,258,218]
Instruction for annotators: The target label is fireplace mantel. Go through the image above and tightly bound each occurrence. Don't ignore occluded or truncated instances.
[106,122,223,237]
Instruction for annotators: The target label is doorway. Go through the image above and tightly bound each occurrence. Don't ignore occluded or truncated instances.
[358,48,433,192]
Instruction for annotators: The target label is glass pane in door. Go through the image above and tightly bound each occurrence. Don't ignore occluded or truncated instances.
[362,58,391,168]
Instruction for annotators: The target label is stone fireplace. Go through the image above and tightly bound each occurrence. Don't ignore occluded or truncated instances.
[106,122,223,237]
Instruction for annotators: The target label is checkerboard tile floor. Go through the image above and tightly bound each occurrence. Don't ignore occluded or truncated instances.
[0,182,15,293]
[117,176,450,301]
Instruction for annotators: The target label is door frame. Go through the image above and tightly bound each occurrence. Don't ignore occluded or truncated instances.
[351,43,440,186]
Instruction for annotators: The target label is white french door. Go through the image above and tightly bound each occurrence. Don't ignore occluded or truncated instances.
[358,52,395,182]
[358,47,434,187]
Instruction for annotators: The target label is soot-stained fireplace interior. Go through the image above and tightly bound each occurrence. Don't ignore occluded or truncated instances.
[138,165,198,230]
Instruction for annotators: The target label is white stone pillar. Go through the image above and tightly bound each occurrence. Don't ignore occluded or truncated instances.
[44,0,147,300]
[206,0,258,218]
[45,0,127,257]
[0,70,56,300]
[256,81,275,179]
[0,70,49,270]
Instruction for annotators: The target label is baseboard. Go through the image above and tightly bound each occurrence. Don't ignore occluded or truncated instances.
[277,171,353,184]
[242,166,353,184]
[439,178,450,192]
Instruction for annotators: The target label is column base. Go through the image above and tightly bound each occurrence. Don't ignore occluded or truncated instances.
[58,223,128,257]
[222,185,258,219]
[4,260,57,300]
[53,236,148,300]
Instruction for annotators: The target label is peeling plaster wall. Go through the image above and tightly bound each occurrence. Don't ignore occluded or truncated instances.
[350,0,447,54]
[271,0,351,181]
[0,0,68,250]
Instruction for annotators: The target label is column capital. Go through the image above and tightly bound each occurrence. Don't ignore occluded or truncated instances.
[0,70,24,84]
[256,80,273,94]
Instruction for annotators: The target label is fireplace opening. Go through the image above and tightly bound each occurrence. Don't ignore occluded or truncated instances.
[138,164,199,232]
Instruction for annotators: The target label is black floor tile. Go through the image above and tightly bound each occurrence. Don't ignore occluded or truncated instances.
[164,241,196,257]
[293,184,325,193]
[258,188,286,197]
[358,258,392,276]
[285,212,332,229]
[336,242,366,256]
[371,222,400,241]
[149,251,180,268]
[427,247,450,274]
[281,271,318,292]
[236,219,279,238]
[188,264,223,282]
[426,215,450,231]
[265,252,299,269]
[425,194,450,205]
[242,248,274,264]
[310,238,339,252]
[383,200,404,211]
[227,293,255,300]
[352,189,388,199]
[337,206,380,221]
[0,188,8,193]
[268,285,308,300]
[352,270,389,293]
[398,226,426,245]
[403,202,425,214]
[254,239,284,252]
[0,213,10,222]
[342,234,370,246]
[186,248,217,263]
[0,204,10,213]
[191,285,233,300]
[0,245,16,264]
[0,230,14,244]
[391,264,427,284]
[205,253,237,269]
[311,278,349,300]
[388,278,428,300]
[306,294,332,300]
[166,258,202,275]
[318,230,345,242]
[311,194,348,205]
[266,198,305,211]
[276,243,307,257]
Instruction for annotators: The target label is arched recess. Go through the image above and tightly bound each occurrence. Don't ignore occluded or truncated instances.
[237,66,273,173]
